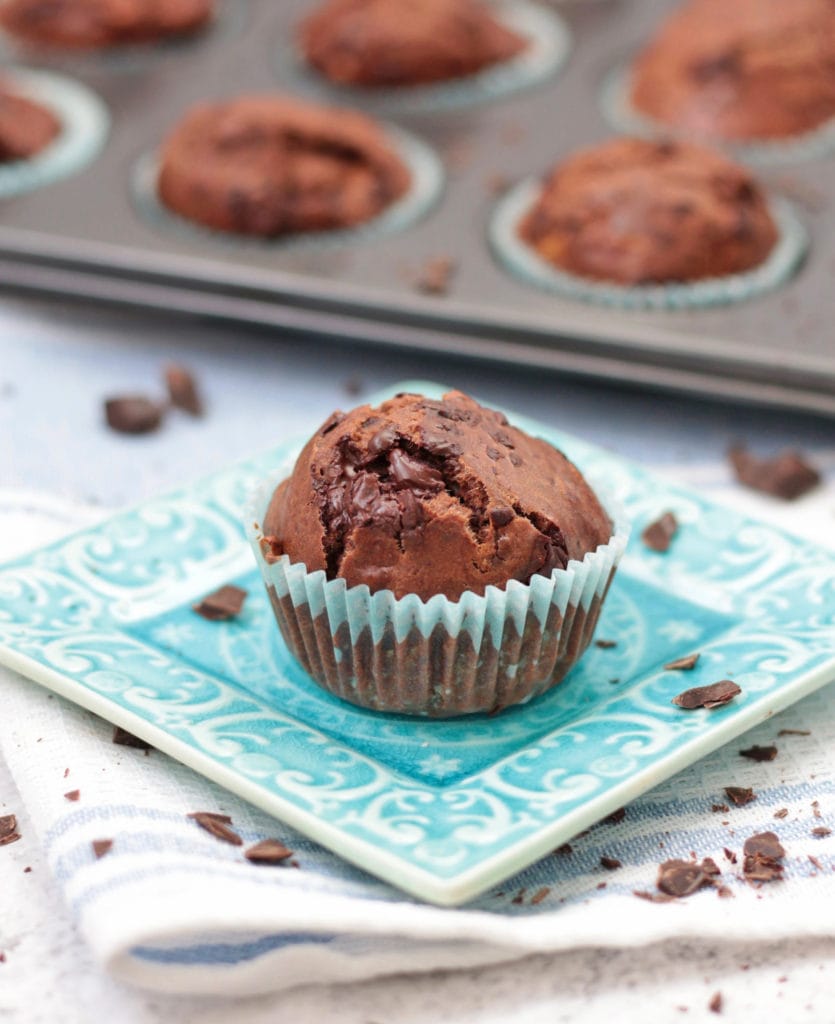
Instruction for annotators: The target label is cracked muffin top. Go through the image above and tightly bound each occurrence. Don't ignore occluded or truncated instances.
[0,85,60,161]
[298,0,526,88]
[630,0,835,141]
[261,390,611,601]
[518,137,778,285]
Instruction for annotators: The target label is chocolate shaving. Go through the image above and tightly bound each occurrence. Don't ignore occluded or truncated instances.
[809,854,823,870]
[188,811,243,846]
[600,855,622,871]
[641,511,679,552]
[728,445,820,501]
[708,991,723,1014]
[778,728,810,737]
[739,744,778,762]
[742,831,785,882]
[723,847,737,864]
[773,808,789,820]
[664,653,700,671]
[192,584,247,621]
[672,680,741,710]
[530,886,550,905]
[92,839,113,859]
[595,639,617,649]
[112,725,153,751]
[724,786,756,807]
[657,858,719,897]
[64,790,80,802]
[0,814,20,846]
[812,826,831,837]
[164,364,203,416]
[244,839,294,865]
[104,396,164,435]
[416,256,456,296]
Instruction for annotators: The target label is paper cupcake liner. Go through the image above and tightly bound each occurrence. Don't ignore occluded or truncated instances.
[600,64,835,166]
[131,124,444,251]
[281,0,571,114]
[245,460,629,719]
[489,178,808,311]
[0,69,108,199]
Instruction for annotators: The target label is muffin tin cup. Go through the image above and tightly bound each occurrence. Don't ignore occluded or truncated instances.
[131,124,445,250]
[245,459,630,719]
[600,64,835,167]
[0,69,109,198]
[281,0,572,114]
[489,179,809,311]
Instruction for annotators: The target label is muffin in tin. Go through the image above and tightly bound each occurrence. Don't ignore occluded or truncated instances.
[299,0,527,88]
[517,137,779,285]
[630,0,835,142]
[0,0,213,49]
[0,83,60,161]
[248,390,627,717]
[157,94,412,236]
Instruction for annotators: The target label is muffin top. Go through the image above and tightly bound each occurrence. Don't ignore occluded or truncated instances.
[630,0,835,141]
[0,86,60,161]
[0,0,213,48]
[262,391,611,601]
[518,137,778,285]
[157,94,411,236]
[299,0,526,88]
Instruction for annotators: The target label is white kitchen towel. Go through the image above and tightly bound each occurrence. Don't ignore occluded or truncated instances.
[1,473,834,998]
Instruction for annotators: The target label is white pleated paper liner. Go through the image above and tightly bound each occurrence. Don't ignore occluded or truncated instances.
[0,69,109,199]
[489,178,809,311]
[0,1,244,74]
[600,64,835,166]
[245,460,630,718]
[280,0,571,114]
[131,124,444,251]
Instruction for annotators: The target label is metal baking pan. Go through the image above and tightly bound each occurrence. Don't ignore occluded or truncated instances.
[0,0,833,416]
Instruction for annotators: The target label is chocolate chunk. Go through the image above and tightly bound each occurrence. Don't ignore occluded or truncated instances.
[64,790,80,802]
[92,839,113,859]
[600,855,622,871]
[416,256,456,296]
[192,584,247,621]
[778,728,810,737]
[657,858,717,897]
[672,680,741,710]
[724,786,756,807]
[112,725,153,751]
[664,653,700,671]
[0,814,20,846]
[607,808,627,824]
[708,991,723,1014]
[104,396,164,435]
[489,506,514,528]
[641,511,678,552]
[244,839,294,865]
[188,811,243,846]
[742,831,784,882]
[164,363,204,416]
[728,445,820,501]
[812,826,831,837]
[595,639,617,649]
[739,744,777,762]
[319,411,345,435]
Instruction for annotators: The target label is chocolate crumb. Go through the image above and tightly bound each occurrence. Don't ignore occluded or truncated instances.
[104,396,164,435]
[192,584,247,621]
[511,888,526,905]
[723,847,737,864]
[812,800,822,819]
[112,725,153,751]
[63,768,69,778]
[164,364,203,416]
[244,839,294,865]
[739,744,778,762]
[641,511,679,552]
[188,811,243,846]
[778,729,811,737]
[530,886,550,905]
[728,445,820,501]
[64,790,80,802]
[0,952,5,963]
[725,786,756,807]
[0,815,20,846]
[716,885,734,899]
[600,856,622,871]
[595,639,617,649]
[607,808,626,824]
[712,804,730,813]
[812,827,831,838]
[743,831,785,882]
[416,256,456,296]
[672,680,741,710]
[664,653,700,671]
[708,991,723,1014]
[773,808,789,819]
[23,866,31,873]
[809,855,823,870]
[92,839,113,859]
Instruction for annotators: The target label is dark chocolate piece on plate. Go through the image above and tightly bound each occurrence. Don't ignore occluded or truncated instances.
[244,839,294,865]
[641,511,678,552]
[104,396,164,435]
[188,811,243,846]
[595,639,617,649]
[0,814,20,846]
[728,445,820,500]
[724,786,756,807]
[778,728,811,737]
[165,363,204,416]
[664,653,700,671]
[92,839,113,859]
[672,679,741,710]
[112,725,153,751]
[192,584,247,621]
[739,744,778,762]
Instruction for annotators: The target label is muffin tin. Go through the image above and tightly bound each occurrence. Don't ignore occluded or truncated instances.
[0,0,834,416]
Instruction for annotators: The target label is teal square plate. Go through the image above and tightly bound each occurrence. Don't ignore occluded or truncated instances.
[1,382,834,905]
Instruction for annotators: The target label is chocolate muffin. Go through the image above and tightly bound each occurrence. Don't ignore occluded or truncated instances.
[0,0,213,49]
[157,95,412,236]
[518,138,778,285]
[262,391,611,601]
[0,85,60,161]
[299,0,526,88]
[630,0,835,141]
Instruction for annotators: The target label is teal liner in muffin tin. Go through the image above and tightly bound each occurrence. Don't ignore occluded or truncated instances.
[489,178,809,311]
[600,64,835,166]
[282,0,571,114]
[131,124,444,250]
[246,457,629,718]
[0,69,109,198]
